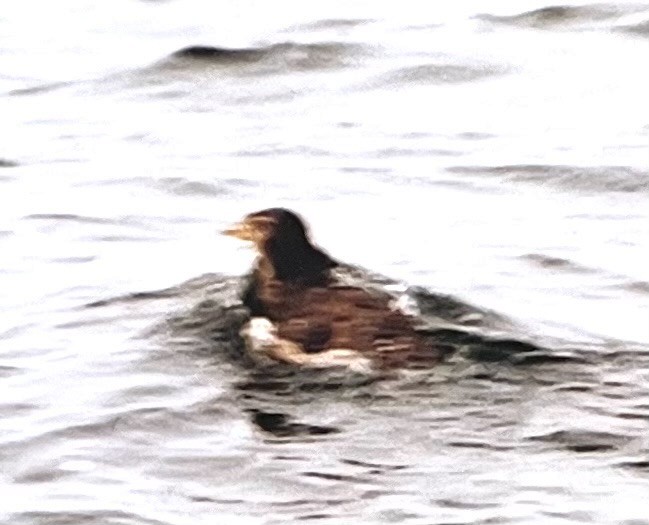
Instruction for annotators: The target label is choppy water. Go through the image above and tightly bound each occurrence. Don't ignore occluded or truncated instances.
[2,1,649,523]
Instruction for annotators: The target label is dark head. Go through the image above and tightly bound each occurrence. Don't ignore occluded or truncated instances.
[223,208,337,281]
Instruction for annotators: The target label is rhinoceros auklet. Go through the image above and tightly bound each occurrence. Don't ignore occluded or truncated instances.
[224,208,446,370]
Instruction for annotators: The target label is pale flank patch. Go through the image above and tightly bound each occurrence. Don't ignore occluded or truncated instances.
[240,317,375,373]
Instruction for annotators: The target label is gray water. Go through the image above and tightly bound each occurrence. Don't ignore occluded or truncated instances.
[2,1,649,523]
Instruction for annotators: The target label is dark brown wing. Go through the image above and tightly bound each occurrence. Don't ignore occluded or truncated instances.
[256,284,442,367]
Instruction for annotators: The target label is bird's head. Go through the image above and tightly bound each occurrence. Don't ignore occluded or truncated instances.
[223,208,336,281]
[223,208,310,250]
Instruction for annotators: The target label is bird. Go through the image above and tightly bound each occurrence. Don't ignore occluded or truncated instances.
[223,208,449,371]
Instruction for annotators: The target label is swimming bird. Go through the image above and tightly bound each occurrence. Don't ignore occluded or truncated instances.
[224,208,448,370]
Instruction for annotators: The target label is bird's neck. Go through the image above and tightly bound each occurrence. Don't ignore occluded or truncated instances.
[258,239,337,285]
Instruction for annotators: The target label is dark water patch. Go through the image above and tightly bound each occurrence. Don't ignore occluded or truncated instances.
[448,440,515,451]
[108,405,217,434]
[447,164,649,193]
[8,80,72,96]
[13,464,70,484]
[299,513,334,521]
[85,287,180,308]
[289,18,373,31]
[0,364,22,378]
[0,321,38,340]
[551,382,594,393]
[0,402,35,418]
[24,213,115,225]
[521,253,594,273]
[372,62,508,87]
[614,409,649,420]
[598,347,649,367]
[477,4,641,30]
[527,429,629,453]
[408,286,516,331]
[618,280,649,294]
[302,470,372,484]
[162,41,363,74]
[0,158,19,167]
[14,511,167,525]
[422,330,573,366]
[189,496,246,504]
[49,255,96,264]
[270,497,351,508]
[340,459,407,473]
[616,19,649,36]
[619,459,649,472]
[456,131,495,141]
[235,369,379,399]
[541,510,597,522]
[148,88,189,100]
[247,409,340,438]
[435,498,501,510]
[172,45,267,62]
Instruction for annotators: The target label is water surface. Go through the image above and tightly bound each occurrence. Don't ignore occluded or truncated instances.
[2,1,649,523]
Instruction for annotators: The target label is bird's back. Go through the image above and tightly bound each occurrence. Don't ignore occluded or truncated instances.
[246,275,445,367]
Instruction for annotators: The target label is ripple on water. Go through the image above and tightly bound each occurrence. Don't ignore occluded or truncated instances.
[0,401,36,419]
[616,19,649,37]
[155,176,259,197]
[286,18,374,31]
[617,280,649,295]
[12,511,163,525]
[247,409,341,438]
[520,253,595,273]
[477,4,646,30]
[369,61,509,88]
[8,81,72,97]
[619,459,649,473]
[447,164,649,194]
[526,429,631,453]
[24,213,115,225]
[158,41,365,75]
[0,158,19,168]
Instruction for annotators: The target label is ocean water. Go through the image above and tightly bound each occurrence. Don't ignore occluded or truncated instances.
[1,1,649,524]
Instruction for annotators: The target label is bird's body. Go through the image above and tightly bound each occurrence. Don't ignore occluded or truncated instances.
[224,208,446,370]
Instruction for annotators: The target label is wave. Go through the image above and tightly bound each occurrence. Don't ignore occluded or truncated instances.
[90,264,585,371]
[24,213,115,225]
[161,41,363,74]
[520,253,595,273]
[446,164,649,193]
[287,18,373,31]
[371,62,509,87]
[0,158,19,168]
[527,429,630,453]
[477,4,646,30]
[615,18,649,36]
[8,80,72,97]
[617,280,649,295]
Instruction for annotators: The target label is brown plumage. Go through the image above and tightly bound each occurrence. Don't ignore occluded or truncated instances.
[224,208,445,369]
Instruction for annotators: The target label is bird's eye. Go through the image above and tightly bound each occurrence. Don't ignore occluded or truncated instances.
[251,217,275,233]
